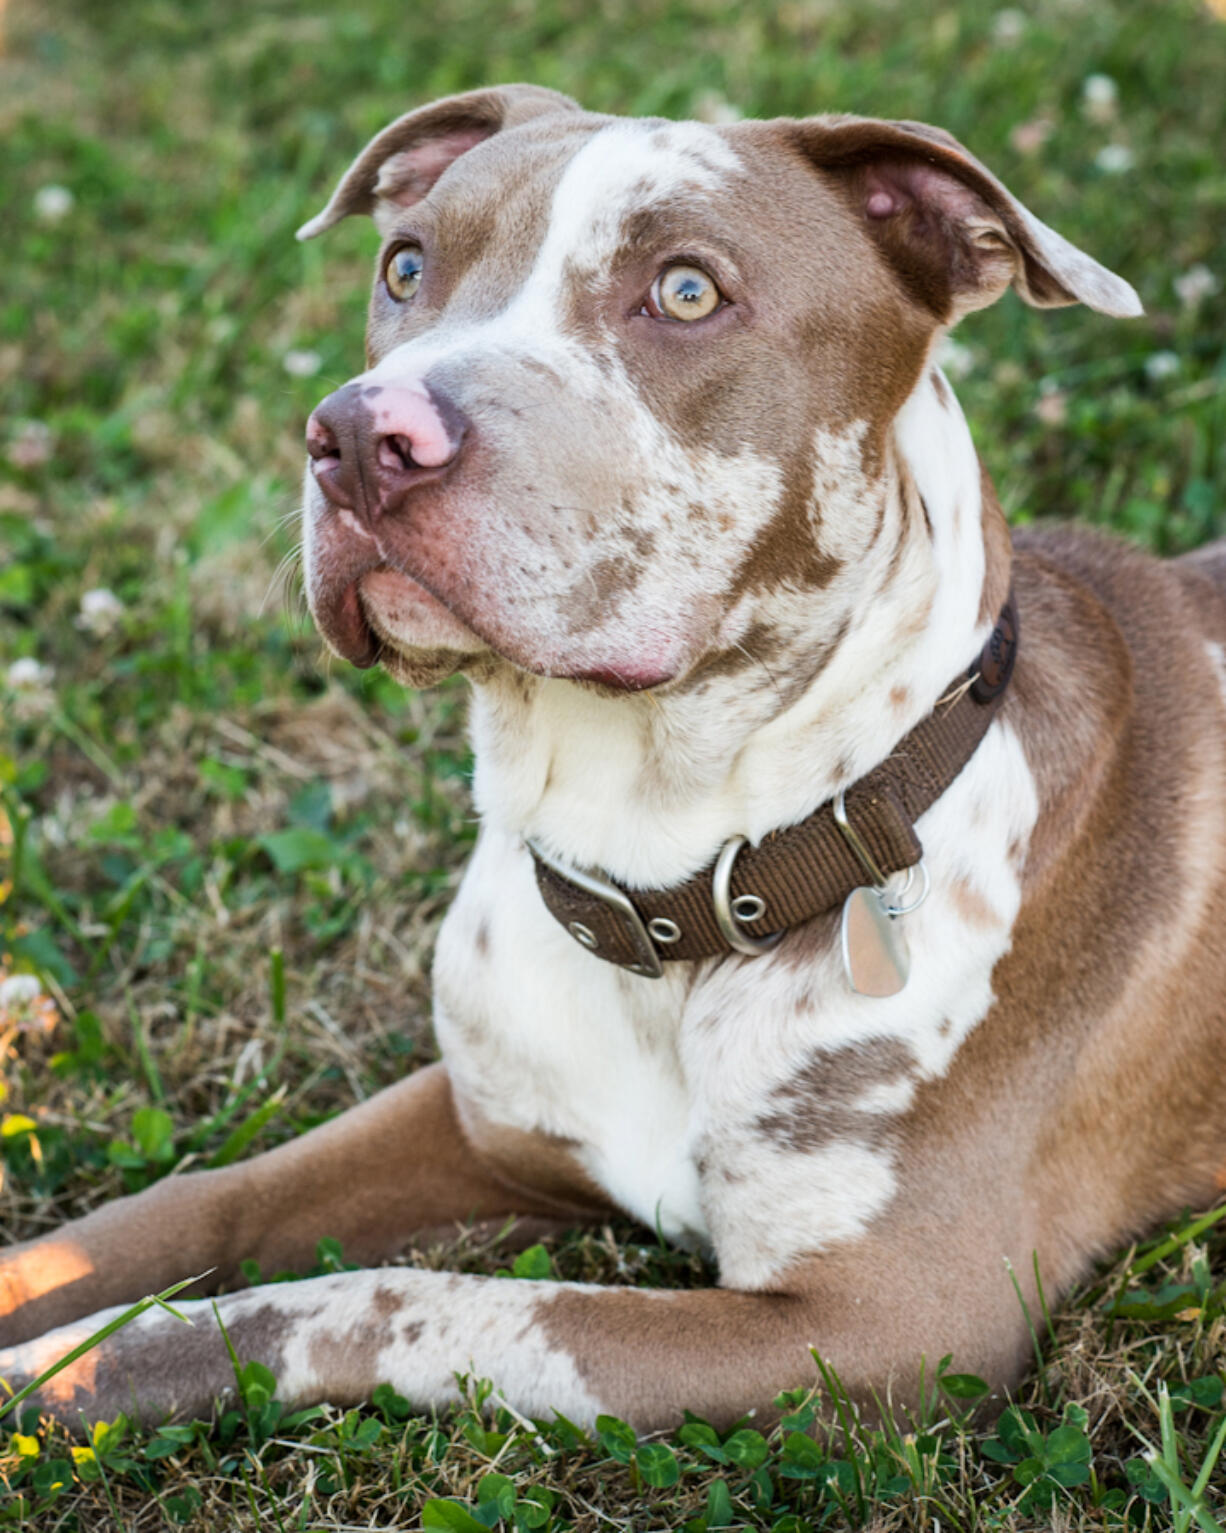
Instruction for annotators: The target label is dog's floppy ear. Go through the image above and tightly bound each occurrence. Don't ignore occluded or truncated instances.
[789,115,1141,319]
[296,84,581,241]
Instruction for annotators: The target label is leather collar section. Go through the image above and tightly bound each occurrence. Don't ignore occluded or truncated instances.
[528,594,1018,975]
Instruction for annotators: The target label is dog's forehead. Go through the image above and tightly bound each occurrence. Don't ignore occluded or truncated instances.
[381,115,751,326]
[453,113,741,243]
[523,116,744,272]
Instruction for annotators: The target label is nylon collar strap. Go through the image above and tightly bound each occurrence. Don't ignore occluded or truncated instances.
[528,594,1018,977]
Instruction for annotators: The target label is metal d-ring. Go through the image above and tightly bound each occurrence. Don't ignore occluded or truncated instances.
[832,790,888,887]
[883,860,930,918]
[712,836,783,957]
[833,790,929,917]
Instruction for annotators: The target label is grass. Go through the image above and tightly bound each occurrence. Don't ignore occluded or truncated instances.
[1,0,1224,1526]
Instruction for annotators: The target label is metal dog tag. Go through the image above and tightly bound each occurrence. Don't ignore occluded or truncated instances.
[841,885,910,997]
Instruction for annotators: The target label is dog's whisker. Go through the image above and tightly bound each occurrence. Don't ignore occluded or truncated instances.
[732,639,784,706]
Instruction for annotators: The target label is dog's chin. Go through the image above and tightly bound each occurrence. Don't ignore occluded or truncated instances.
[357,569,490,687]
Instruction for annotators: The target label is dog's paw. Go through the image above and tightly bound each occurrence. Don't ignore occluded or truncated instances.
[0,1303,238,1432]
[0,1311,126,1431]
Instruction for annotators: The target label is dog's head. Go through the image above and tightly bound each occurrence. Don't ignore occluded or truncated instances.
[298,86,1137,693]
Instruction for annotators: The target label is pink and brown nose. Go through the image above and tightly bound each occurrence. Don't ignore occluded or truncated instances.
[305,381,467,522]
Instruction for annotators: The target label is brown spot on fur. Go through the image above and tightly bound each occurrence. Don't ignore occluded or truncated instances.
[403,1319,425,1346]
[308,1302,399,1396]
[755,1039,917,1153]
[889,684,910,712]
[949,877,999,929]
[930,368,952,407]
[371,1285,404,1319]
[563,554,637,636]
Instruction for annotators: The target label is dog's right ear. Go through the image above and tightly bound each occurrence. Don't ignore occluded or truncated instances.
[296,85,581,240]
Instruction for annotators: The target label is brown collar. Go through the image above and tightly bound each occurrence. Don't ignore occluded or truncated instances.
[528,596,1018,976]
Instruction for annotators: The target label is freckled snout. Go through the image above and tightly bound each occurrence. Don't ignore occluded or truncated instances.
[305,381,467,523]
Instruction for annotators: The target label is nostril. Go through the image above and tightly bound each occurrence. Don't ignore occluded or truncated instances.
[306,413,340,463]
[377,434,417,473]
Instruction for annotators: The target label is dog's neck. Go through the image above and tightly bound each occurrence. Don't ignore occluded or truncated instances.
[468,367,1012,887]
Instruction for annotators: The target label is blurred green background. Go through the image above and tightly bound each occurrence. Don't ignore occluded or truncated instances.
[0,1,1224,1527]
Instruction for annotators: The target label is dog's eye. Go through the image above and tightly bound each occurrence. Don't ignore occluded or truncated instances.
[386,244,425,302]
[651,264,721,321]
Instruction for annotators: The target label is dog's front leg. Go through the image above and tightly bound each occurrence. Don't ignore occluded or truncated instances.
[0,1269,828,1431]
[0,1244,1030,1433]
[0,1064,603,1348]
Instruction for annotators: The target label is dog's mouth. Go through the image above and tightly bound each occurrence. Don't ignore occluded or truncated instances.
[322,566,677,693]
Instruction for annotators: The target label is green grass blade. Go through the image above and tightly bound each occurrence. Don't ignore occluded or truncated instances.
[207,1084,288,1167]
[1129,1204,1226,1277]
[0,1272,208,1421]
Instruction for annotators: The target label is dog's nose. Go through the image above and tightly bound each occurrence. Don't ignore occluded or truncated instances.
[306,381,466,521]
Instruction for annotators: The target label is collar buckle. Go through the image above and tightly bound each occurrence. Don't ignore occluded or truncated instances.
[526,838,665,978]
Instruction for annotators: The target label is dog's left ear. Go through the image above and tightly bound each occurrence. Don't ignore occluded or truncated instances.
[789,115,1142,319]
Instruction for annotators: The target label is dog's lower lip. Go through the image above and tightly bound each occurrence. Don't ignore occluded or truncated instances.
[567,664,676,692]
[335,580,381,668]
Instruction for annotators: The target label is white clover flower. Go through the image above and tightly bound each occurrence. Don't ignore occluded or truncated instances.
[6,657,54,690]
[8,421,53,470]
[0,971,59,1032]
[1010,118,1053,155]
[935,336,976,380]
[1095,143,1134,175]
[0,974,42,1008]
[992,9,1026,42]
[1081,74,1119,123]
[34,185,74,222]
[1144,351,1180,381]
[1173,264,1219,308]
[76,587,125,636]
[283,348,322,378]
[692,91,743,125]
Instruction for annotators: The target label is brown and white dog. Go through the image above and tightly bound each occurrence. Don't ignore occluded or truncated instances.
[4,85,1226,1435]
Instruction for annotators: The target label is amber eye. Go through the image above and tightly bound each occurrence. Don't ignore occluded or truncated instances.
[386,244,424,301]
[652,264,721,321]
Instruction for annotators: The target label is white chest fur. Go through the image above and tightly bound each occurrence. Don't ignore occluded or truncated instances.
[432,719,1038,1287]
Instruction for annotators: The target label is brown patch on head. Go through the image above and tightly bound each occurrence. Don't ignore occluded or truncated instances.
[728,465,844,599]
[755,1038,917,1153]
[561,553,639,637]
